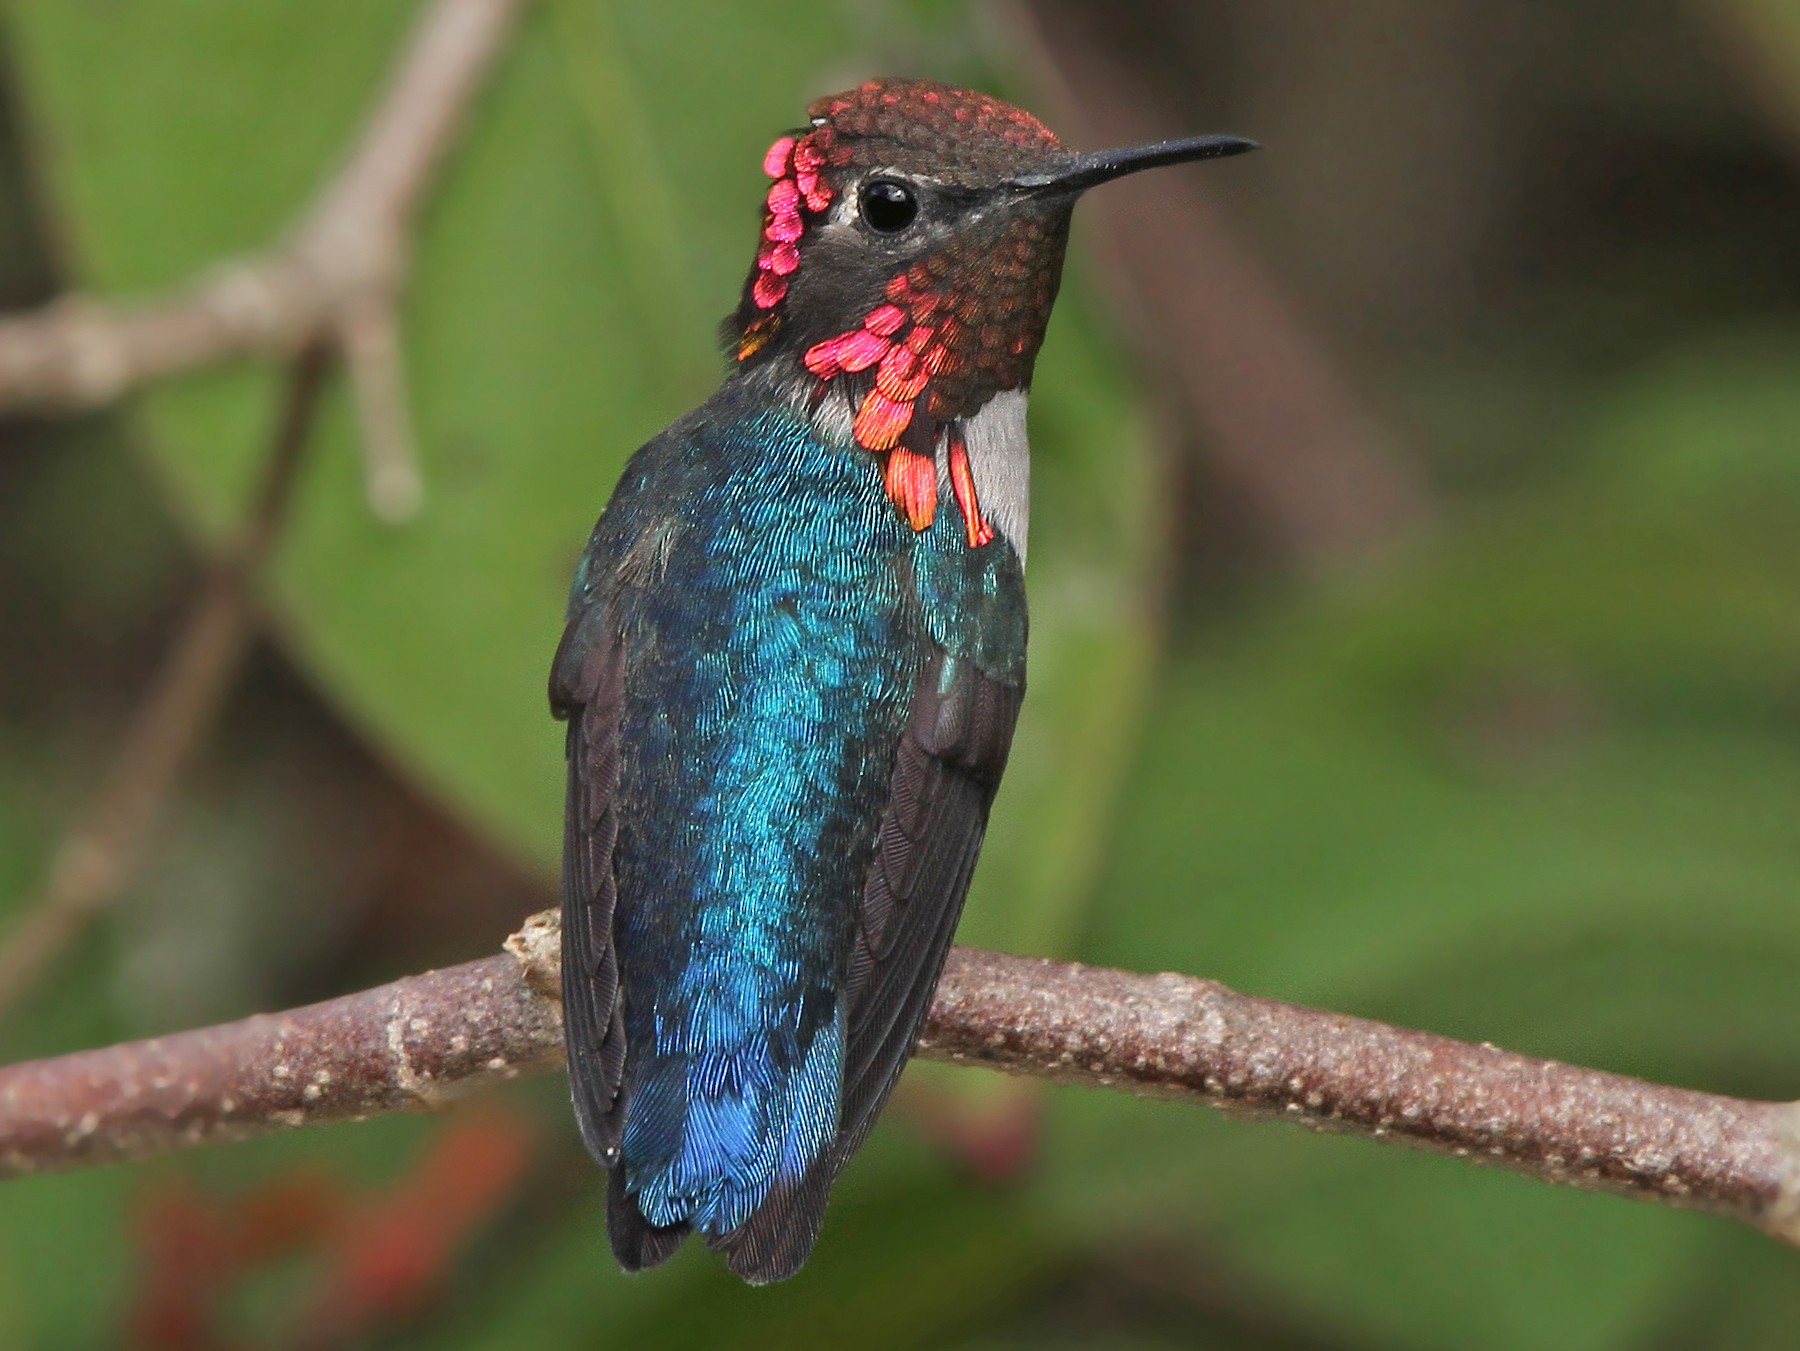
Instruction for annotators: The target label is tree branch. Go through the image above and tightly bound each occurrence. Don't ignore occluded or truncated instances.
[0,0,531,517]
[0,347,330,1024]
[1701,0,1800,174]
[2,911,1796,1249]
[999,0,1433,571]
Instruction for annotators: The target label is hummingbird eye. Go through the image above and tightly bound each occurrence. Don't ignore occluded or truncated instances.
[858,178,918,233]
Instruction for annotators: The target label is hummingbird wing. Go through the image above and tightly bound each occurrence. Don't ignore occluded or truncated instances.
[557,591,705,1273]
[553,394,1027,1282]
[843,652,1022,1144]
[548,601,632,1170]
[712,647,1022,1284]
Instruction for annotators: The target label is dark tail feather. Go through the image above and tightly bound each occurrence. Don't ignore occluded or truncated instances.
[707,1166,835,1285]
[606,1169,689,1272]
[704,829,984,1287]
[708,663,1020,1284]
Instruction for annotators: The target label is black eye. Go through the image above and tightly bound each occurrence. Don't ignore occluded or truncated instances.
[859,178,918,233]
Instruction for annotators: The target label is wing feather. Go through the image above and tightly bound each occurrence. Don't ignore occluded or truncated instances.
[713,650,1022,1283]
[550,612,629,1166]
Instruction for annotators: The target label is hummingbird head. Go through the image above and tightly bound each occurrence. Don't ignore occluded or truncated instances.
[730,78,1252,545]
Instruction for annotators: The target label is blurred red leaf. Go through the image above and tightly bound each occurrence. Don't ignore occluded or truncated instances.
[123,1108,534,1351]
[296,1108,535,1347]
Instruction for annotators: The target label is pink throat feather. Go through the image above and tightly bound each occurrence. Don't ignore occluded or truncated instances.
[735,77,1065,550]
[742,129,995,548]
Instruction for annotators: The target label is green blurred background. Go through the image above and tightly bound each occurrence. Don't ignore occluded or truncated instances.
[3,1,1800,1347]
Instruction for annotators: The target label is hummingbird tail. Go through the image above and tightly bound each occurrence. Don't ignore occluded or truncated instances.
[707,1160,838,1284]
[605,1171,688,1272]
[608,1004,843,1276]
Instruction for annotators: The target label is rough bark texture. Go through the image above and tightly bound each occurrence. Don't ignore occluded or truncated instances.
[2,911,1797,1251]
[0,937,559,1177]
[921,946,1800,1244]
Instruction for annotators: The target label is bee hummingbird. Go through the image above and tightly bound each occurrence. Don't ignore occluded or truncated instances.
[550,77,1252,1284]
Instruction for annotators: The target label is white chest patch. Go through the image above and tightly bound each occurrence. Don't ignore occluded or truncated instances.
[772,364,1032,563]
[956,389,1031,565]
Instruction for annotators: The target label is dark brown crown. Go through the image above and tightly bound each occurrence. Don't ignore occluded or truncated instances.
[733,80,1074,455]
[725,79,1254,548]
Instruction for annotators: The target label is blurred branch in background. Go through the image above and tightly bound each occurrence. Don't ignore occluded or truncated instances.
[0,0,529,519]
[0,0,531,1027]
[1,7,1796,1343]
[1703,0,1800,170]
[2,910,1797,1252]
[0,348,328,1025]
[1001,0,1433,572]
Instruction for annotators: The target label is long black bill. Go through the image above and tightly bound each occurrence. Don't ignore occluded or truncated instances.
[1007,133,1256,196]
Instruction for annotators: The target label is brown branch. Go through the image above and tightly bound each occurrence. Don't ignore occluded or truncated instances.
[999,1,1433,571]
[2,910,1796,1249]
[0,0,531,516]
[1699,0,1800,174]
[0,348,331,1023]
[0,0,531,1015]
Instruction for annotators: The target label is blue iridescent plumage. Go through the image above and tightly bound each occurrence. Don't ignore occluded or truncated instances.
[553,385,1025,1279]
[609,399,911,1233]
[551,75,1249,1285]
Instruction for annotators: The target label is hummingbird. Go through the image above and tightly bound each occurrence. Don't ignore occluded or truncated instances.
[550,77,1252,1284]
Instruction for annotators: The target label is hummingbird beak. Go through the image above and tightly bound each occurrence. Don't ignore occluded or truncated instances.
[1006,134,1256,197]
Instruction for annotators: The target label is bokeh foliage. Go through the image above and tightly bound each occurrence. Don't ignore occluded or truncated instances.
[2,1,1799,1348]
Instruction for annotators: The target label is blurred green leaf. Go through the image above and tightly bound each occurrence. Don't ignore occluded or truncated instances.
[1030,371,1800,1348]
[4,4,1168,1344]
[0,762,133,1347]
[6,2,1165,970]
[14,6,1800,1350]
[0,1163,137,1347]
[434,1131,1055,1351]
[1220,1147,1701,1351]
